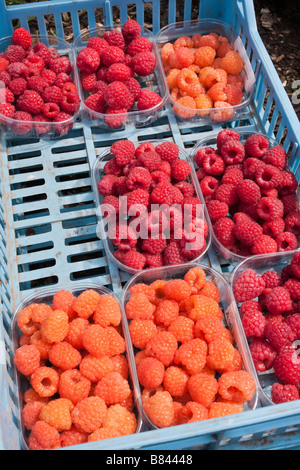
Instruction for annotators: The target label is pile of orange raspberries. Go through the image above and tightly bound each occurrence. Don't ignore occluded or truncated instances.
[13,289,137,450]
[160,33,245,120]
[125,267,256,428]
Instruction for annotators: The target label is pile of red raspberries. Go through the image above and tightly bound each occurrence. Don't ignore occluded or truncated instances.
[77,20,163,128]
[195,129,299,256]
[97,139,208,270]
[0,27,80,135]
[233,253,300,404]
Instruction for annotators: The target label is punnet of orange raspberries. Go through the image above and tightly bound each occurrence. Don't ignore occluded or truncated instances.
[125,267,256,428]
[77,19,163,129]
[160,32,246,121]
[14,288,138,450]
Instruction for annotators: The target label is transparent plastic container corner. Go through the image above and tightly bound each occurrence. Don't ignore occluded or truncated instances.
[122,262,259,430]
[155,18,256,125]
[189,130,300,264]
[0,35,81,140]
[230,251,300,406]
[11,282,143,450]
[73,25,168,131]
[91,140,212,275]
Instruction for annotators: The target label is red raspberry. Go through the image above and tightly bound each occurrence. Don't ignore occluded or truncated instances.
[255,164,282,189]
[126,188,149,212]
[138,150,161,172]
[282,195,298,215]
[0,87,14,103]
[262,217,285,238]
[273,345,300,385]
[276,231,298,252]
[126,37,152,56]
[87,37,109,55]
[122,19,141,43]
[256,197,284,221]
[241,309,266,339]
[284,280,300,303]
[263,145,287,169]
[0,103,15,120]
[17,89,44,115]
[112,225,137,251]
[54,72,73,89]
[91,79,107,95]
[4,45,26,63]
[156,142,179,163]
[103,29,125,49]
[206,200,228,222]
[60,92,80,114]
[132,51,156,76]
[110,139,135,166]
[244,134,270,158]
[104,81,131,109]
[126,166,152,191]
[271,382,299,404]
[216,128,240,150]
[11,111,32,134]
[81,71,96,91]
[233,269,266,302]
[98,174,117,196]
[265,286,292,315]
[0,70,11,86]
[106,63,132,82]
[137,88,162,110]
[123,77,141,101]
[48,56,71,75]
[150,182,174,206]
[163,241,187,266]
[27,76,48,94]
[265,318,295,351]
[42,85,62,105]
[278,170,298,196]
[0,58,9,71]
[234,220,263,246]
[29,420,60,450]
[23,54,45,72]
[249,338,277,372]
[285,211,300,236]
[52,111,74,135]
[240,300,262,317]
[84,92,106,113]
[220,139,245,164]
[41,68,56,85]
[262,270,282,289]
[236,179,261,205]
[215,183,238,206]
[100,46,125,67]
[76,47,100,73]
[42,102,59,119]
[171,159,191,181]
[174,181,194,197]
[123,250,146,270]
[202,153,225,176]
[142,237,166,255]
[251,234,278,255]
[213,217,236,248]
[8,77,27,96]
[6,61,27,79]
[105,107,128,128]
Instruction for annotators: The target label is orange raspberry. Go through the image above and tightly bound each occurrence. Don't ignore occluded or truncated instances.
[221,51,244,75]
[104,404,137,436]
[24,387,49,404]
[207,82,227,102]
[39,397,74,432]
[217,42,234,58]
[205,68,228,88]
[206,338,236,370]
[173,36,194,50]
[40,310,69,343]
[58,369,91,404]
[19,334,31,346]
[208,401,244,419]
[224,83,244,106]
[137,357,165,388]
[172,401,184,426]
[154,299,179,327]
[60,425,88,447]
[129,283,155,299]
[161,42,175,64]
[31,303,53,324]
[129,318,157,349]
[14,344,41,376]
[211,101,234,121]
[164,279,192,302]
[193,316,226,342]
[145,331,178,366]
[217,348,242,374]
[88,427,122,442]
[105,326,126,356]
[28,420,61,450]
[125,292,156,320]
[189,63,201,74]
[198,280,221,302]
[218,370,256,403]
[31,366,59,397]
[72,289,101,319]
[111,354,129,379]
[93,294,122,327]
[194,46,216,68]
[143,390,174,428]
[49,342,82,370]
[168,315,194,343]
[187,373,218,407]
[150,279,167,305]
[192,33,202,48]
[198,34,219,50]
[79,354,114,382]
[179,82,205,99]
[227,73,244,90]
[195,94,213,116]
[163,366,189,397]
[30,331,52,360]
[72,396,107,434]
[179,401,209,424]
[22,401,45,430]
[175,47,195,68]
[94,371,131,406]
[174,338,207,375]
[168,51,182,69]
[134,350,147,368]
[176,68,198,91]
[17,304,38,336]
[66,317,89,350]
[213,57,223,69]
[198,66,215,85]
[174,96,197,118]
[52,289,76,318]
[82,324,110,357]
[189,295,222,322]
[184,267,206,293]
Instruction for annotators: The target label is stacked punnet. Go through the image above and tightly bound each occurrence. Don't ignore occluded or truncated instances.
[125,266,256,428]
[13,288,138,450]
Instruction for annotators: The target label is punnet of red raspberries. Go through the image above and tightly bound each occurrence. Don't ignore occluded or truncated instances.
[0,27,80,136]
[13,288,138,449]
[193,129,299,258]
[97,139,209,271]
[77,20,163,129]
[125,266,256,427]
[232,252,300,404]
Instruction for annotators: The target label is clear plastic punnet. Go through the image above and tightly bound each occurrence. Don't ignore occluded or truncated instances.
[91,140,212,274]
[155,19,256,125]
[0,35,81,139]
[122,262,259,430]
[12,282,143,449]
[74,25,168,131]
[189,131,300,263]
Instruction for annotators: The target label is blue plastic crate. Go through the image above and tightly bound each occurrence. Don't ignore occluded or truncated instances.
[1,0,300,451]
